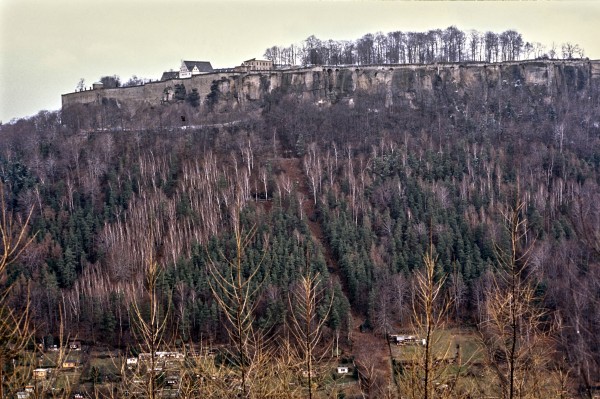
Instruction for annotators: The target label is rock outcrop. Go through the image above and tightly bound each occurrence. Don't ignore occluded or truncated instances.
[62,60,600,119]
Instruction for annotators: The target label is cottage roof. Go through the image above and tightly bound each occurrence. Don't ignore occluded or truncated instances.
[160,71,179,81]
[182,61,214,73]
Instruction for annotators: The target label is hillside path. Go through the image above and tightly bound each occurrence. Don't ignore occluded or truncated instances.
[274,157,395,396]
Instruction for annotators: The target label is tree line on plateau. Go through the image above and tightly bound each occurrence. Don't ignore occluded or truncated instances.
[264,26,585,66]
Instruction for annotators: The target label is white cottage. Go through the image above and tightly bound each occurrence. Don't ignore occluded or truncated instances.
[33,368,50,379]
[126,357,138,365]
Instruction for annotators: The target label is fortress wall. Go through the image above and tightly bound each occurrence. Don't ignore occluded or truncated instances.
[62,81,170,107]
[61,90,103,106]
[62,73,238,108]
[62,61,600,112]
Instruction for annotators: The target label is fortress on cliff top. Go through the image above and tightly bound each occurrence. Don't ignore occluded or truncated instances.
[62,60,600,116]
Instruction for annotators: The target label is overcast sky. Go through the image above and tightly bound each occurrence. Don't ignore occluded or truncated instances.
[1,0,599,123]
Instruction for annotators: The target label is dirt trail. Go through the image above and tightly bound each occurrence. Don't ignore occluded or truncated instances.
[274,157,395,395]
[274,158,339,275]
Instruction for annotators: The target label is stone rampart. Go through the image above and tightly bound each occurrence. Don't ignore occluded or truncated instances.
[62,60,600,112]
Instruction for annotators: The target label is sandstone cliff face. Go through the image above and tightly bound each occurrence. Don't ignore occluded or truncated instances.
[62,60,600,116]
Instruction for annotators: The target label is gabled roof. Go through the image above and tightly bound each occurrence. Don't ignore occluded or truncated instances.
[243,58,272,63]
[182,61,214,73]
[161,71,179,81]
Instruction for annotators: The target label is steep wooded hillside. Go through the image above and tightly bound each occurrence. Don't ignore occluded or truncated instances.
[1,59,600,397]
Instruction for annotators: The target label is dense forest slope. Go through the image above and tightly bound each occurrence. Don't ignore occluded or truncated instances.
[1,59,600,397]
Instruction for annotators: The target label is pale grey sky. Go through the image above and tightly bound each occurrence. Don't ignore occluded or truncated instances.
[1,0,599,123]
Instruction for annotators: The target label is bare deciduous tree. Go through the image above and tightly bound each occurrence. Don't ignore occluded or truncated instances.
[398,246,463,399]
[479,198,557,399]
[0,185,34,398]
[0,188,34,398]
[130,257,170,399]
[208,217,267,397]
[288,269,333,399]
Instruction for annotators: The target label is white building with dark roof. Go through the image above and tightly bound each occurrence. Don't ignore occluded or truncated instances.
[179,60,214,78]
